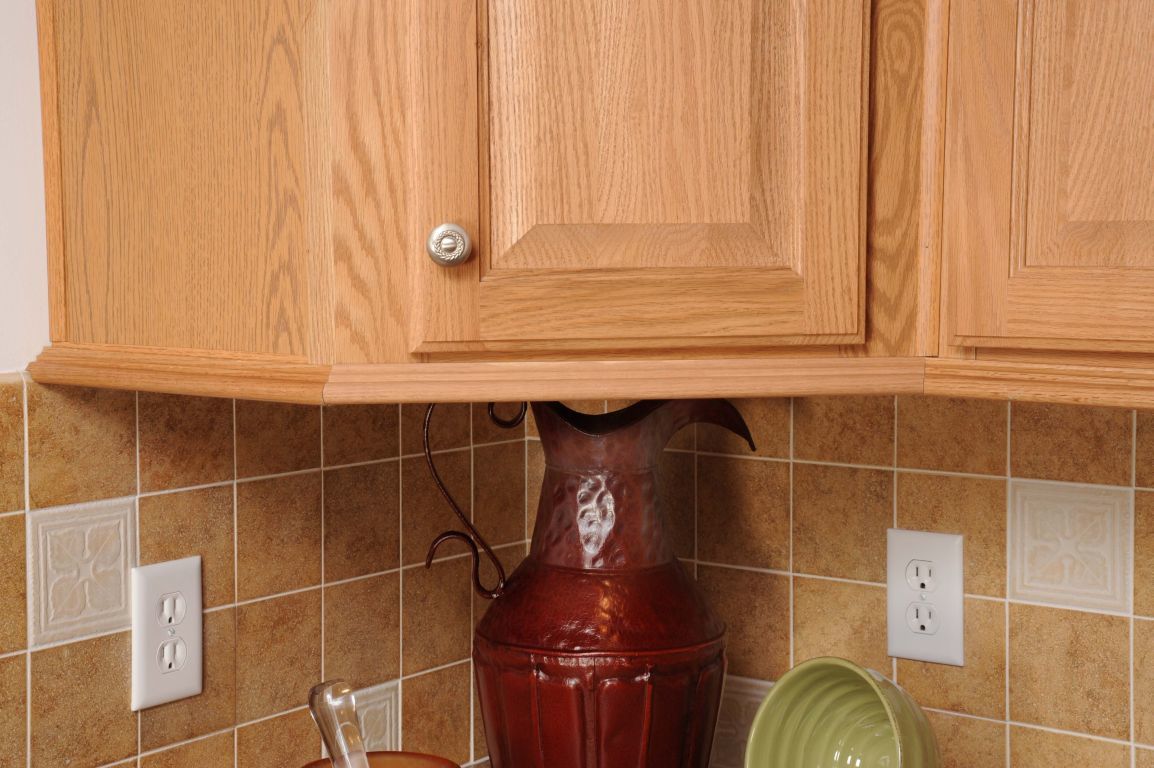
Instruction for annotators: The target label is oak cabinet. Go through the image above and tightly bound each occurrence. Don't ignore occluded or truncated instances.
[32,0,965,403]
[36,0,871,364]
[945,0,1154,353]
[412,0,868,354]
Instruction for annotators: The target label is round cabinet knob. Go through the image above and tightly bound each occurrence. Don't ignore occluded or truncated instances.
[426,223,473,267]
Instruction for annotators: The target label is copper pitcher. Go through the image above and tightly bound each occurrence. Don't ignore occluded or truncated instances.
[426,400,754,768]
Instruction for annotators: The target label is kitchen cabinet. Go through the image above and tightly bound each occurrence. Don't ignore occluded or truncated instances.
[411,0,867,354]
[945,0,1154,353]
[28,0,941,403]
[927,0,1154,406]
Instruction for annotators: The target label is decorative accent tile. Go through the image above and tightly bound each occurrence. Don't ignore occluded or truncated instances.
[1009,480,1132,613]
[709,676,772,768]
[356,680,400,752]
[28,497,137,645]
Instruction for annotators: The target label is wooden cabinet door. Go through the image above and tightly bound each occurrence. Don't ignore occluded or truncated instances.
[948,0,1154,352]
[409,0,868,354]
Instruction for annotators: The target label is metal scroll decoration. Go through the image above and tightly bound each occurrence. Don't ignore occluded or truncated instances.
[422,402,526,599]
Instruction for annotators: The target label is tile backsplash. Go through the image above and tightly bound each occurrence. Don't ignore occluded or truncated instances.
[4,383,1154,767]
[657,395,1152,768]
[0,374,525,767]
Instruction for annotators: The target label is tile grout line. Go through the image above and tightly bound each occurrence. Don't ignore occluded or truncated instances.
[891,395,899,684]
[788,398,795,670]
[21,373,30,768]
[319,404,326,688]
[134,391,141,760]
[469,404,476,764]
[1133,408,1138,765]
[231,399,239,768]
[1005,400,1013,767]
[396,404,405,751]
[924,706,1141,748]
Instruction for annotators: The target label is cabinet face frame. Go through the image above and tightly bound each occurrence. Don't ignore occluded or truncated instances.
[409,0,871,355]
[947,0,1154,352]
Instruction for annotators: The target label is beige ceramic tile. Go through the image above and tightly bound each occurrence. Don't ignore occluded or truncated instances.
[140,609,235,750]
[1011,401,1131,486]
[658,450,694,560]
[698,398,790,459]
[526,440,545,537]
[27,383,136,508]
[793,578,889,672]
[1139,749,1154,768]
[0,654,25,768]
[323,403,399,466]
[1139,410,1154,488]
[141,732,234,768]
[236,472,322,600]
[896,396,1007,475]
[925,711,1005,768]
[138,392,233,492]
[401,451,471,566]
[325,573,400,689]
[793,463,892,583]
[323,462,399,581]
[897,598,1005,719]
[403,556,471,674]
[403,403,470,455]
[235,400,320,478]
[697,565,790,681]
[0,514,25,652]
[697,455,789,569]
[235,590,322,721]
[0,375,23,513]
[1009,603,1129,739]
[793,395,894,465]
[473,401,527,444]
[1010,726,1129,768]
[896,473,1007,597]
[27,497,136,645]
[1133,619,1154,744]
[139,486,234,608]
[236,709,319,768]
[1009,480,1132,612]
[30,632,136,768]
[402,663,471,766]
[473,441,526,547]
[1136,492,1154,617]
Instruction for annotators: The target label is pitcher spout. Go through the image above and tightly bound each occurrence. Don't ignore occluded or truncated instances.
[531,399,754,472]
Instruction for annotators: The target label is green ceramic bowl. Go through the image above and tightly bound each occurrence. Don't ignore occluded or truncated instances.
[744,657,940,768]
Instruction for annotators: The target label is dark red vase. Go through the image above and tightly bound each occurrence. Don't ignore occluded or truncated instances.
[472,400,754,768]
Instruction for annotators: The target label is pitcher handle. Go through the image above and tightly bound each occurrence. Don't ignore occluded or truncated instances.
[423,403,526,599]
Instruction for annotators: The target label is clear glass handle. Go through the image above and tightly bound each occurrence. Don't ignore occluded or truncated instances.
[308,680,370,768]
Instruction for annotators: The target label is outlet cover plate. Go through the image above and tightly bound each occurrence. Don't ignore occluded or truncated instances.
[131,556,203,710]
[887,529,964,666]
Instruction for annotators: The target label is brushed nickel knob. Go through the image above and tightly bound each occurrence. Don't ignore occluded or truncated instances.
[426,223,473,267]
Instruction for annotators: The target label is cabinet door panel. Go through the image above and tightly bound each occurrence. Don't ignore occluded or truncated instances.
[51,0,326,358]
[949,0,1154,350]
[412,0,867,353]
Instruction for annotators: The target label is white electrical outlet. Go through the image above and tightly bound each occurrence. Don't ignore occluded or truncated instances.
[131,556,203,710]
[887,529,964,666]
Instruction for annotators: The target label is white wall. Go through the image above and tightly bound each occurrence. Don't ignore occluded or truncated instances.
[0,0,49,372]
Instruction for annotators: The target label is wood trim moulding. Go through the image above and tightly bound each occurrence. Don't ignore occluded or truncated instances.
[323,357,928,404]
[925,358,1154,409]
[29,344,330,404]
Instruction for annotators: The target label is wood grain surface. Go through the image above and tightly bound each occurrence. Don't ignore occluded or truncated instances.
[51,0,327,357]
[947,0,1154,351]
